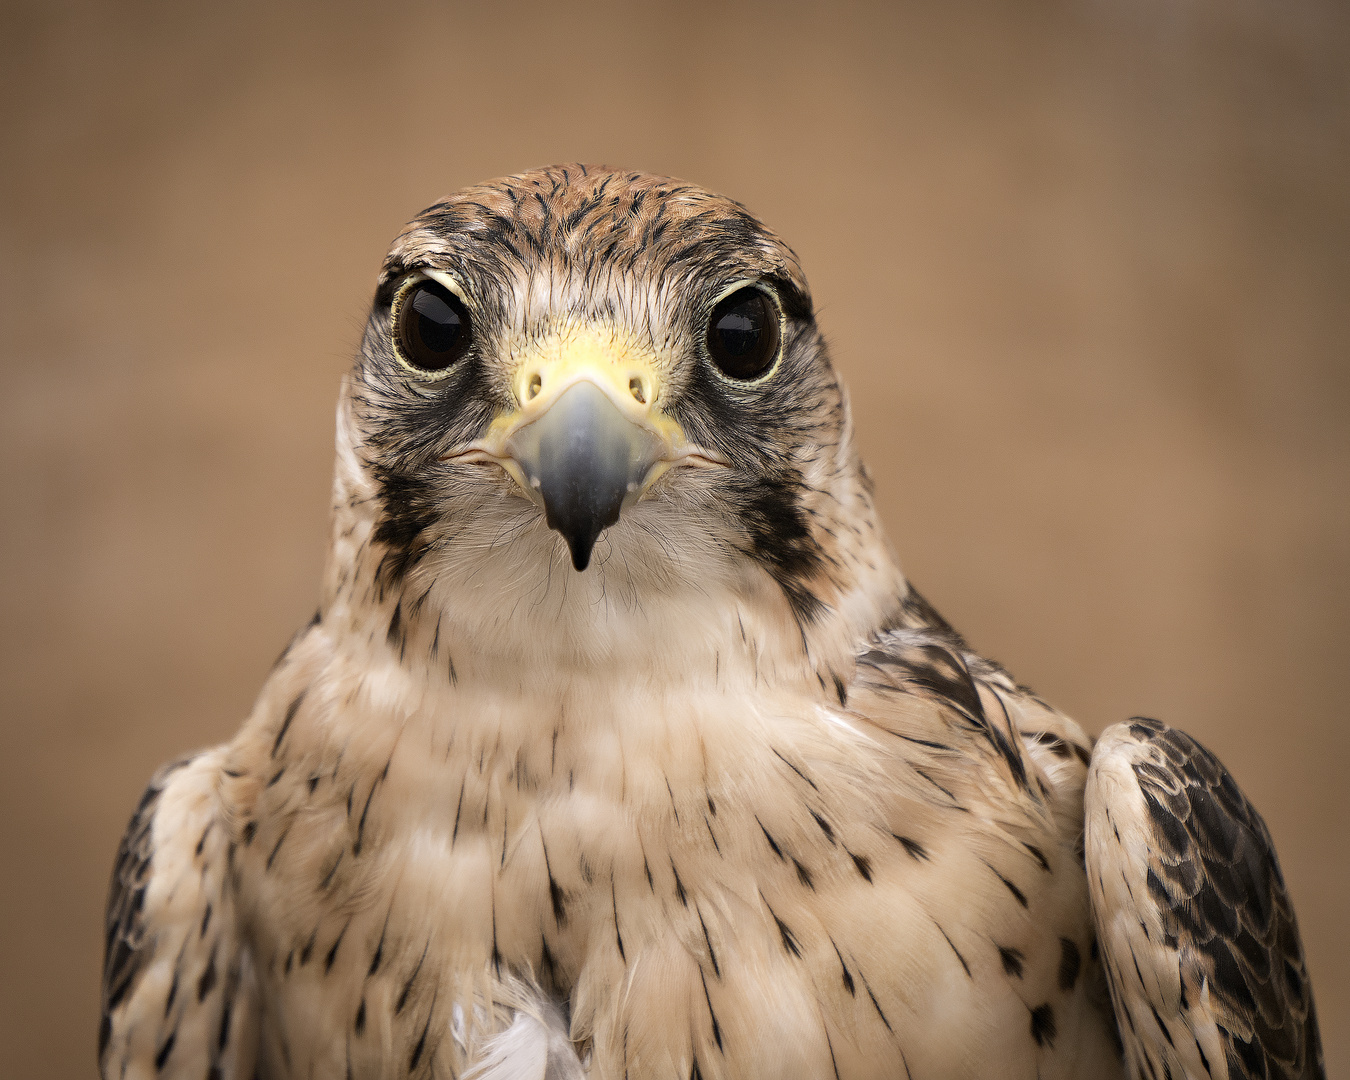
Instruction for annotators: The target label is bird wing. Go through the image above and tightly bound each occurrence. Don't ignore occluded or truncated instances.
[1084,718,1324,1080]
[101,749,260,1079]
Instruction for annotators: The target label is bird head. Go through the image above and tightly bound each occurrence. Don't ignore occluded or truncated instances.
[329,166,904,677]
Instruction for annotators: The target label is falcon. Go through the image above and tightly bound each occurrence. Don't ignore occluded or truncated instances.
[101,165,1324,1080]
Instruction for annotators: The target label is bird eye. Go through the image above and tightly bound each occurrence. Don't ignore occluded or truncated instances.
[706,286,781,381]
[394,278,471,374]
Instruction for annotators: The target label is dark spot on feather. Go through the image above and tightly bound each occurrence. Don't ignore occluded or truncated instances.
[985,862,1028,907]
[793,858,814,889]
[540,937,558,993]
[695,905,721,978]
[542,840,567,924]
[1058,938,1081,991]
[395,943,429,1014]
[1039,734,1074,759]
[408,995,435,1072]
[1030,1003,1056,1047]
[355,998,366,1036]
[612,878,626,962]
[242,822,256,846]
[1128,946,1148,990]
[699,967,723,1052]
[762,896,800,957]
[320,850,344,891]
[858,971,893,1032]
[266,828,289,871]
[937,924,971,977]
[831,939,855,996]
[1150,1004,1175,1046]
[894,834,928,860]
[325,924,347,974]
[810,810,835,844]
[770,747,819,791]
[704,814,721,854]
[914,767,963,804]
[217,994,233,1051]
[758,819,785,860]
[892,733,952,751]
[272,691,306,758]
[999,945,1025,978]
[850,851,873,882]
[155,1031,176,1070]
[665,777,681,823]
[672,859,688,906]
[369,916,388,977]
[196,944,218,1001]
[299,928,317,966]
[354,779,378,855]
[451,781,465,845]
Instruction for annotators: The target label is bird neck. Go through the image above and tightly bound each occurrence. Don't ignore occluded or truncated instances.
[320,530,903,708]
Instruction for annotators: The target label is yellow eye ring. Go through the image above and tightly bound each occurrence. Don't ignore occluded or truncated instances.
[391,272,473,379]
[704,280,785,383]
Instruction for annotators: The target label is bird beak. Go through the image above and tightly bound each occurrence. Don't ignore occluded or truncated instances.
[442,326,726,571]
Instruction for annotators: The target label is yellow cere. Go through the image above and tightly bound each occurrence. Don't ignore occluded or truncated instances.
[484,324,684,450]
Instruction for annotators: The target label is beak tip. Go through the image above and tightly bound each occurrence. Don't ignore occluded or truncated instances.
[566,532,596,572]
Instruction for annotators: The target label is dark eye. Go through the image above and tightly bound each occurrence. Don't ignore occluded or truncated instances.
[706,286,780,380]
[395,278,471,373]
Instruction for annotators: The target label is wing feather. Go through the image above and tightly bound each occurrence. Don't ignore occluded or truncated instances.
[101,749,259,1079]
[1085,718,1323,1080]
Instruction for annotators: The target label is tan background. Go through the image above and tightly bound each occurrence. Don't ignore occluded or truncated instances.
[2,0,1346,1074]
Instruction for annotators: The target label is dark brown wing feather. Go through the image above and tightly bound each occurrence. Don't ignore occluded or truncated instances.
[1086,718,1324,1080]
[100,757,189,1062]
[100,751,257,1079]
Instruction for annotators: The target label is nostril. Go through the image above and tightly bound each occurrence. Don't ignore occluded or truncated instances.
[629,377,646,404]
[527,373,543,400]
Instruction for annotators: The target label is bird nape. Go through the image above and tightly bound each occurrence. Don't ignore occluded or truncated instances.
[100,165,1323,1080]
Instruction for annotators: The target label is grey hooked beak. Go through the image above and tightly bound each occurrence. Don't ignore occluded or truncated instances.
[505,381,665,570]
[442,343,726,570]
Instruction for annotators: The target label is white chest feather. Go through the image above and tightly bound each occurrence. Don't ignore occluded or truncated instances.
[215,603,1120,1080]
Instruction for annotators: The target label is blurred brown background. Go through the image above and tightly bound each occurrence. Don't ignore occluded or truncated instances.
[2,0,1346,1074]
